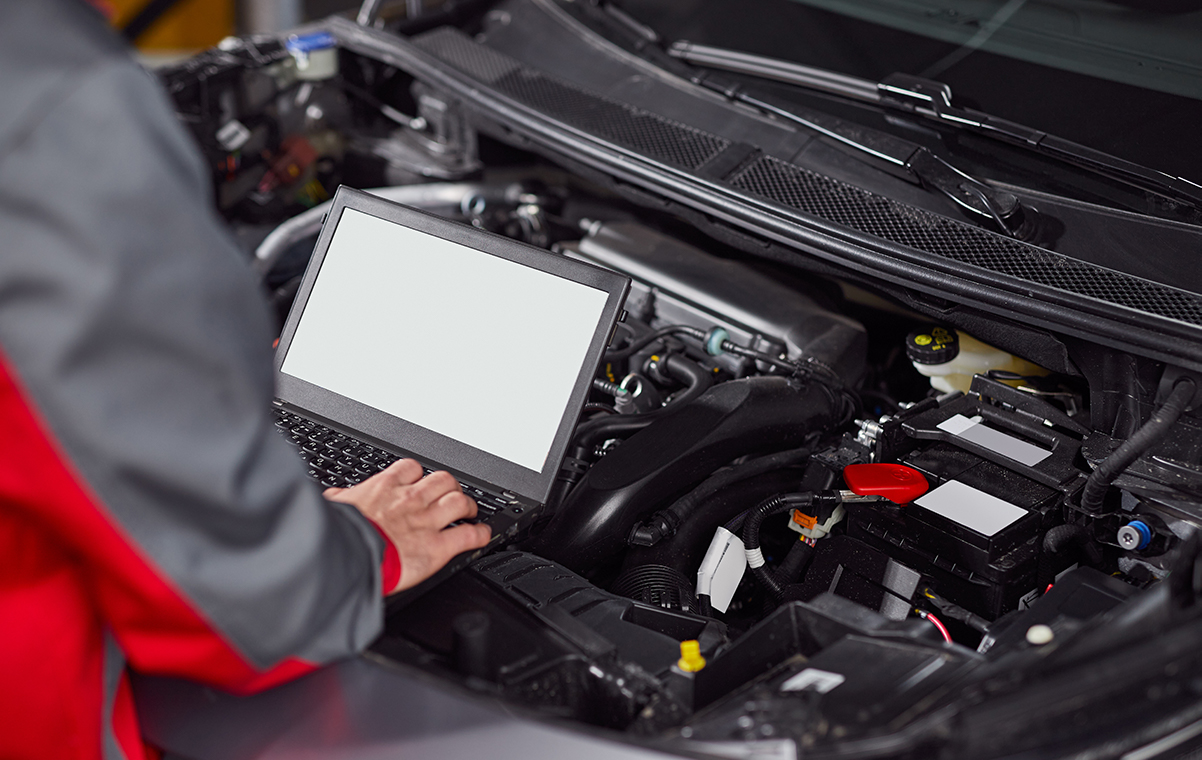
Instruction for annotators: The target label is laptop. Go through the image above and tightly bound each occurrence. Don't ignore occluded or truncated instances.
[271,186,629,600]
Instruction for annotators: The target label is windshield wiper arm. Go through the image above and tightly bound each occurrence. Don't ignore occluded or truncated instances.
[690,72,1033,238]
[670,40,1202,212]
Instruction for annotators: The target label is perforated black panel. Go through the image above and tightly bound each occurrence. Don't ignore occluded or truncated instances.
[494,70,729,171]
[731,156,1202,326]
[415,29,728,171]
[412,27,1202,328]
[412,26,519,84]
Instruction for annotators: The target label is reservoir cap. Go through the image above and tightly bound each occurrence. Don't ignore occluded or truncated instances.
[906,325,959,365]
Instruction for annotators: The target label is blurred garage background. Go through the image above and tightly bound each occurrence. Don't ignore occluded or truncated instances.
[106,0,366,60]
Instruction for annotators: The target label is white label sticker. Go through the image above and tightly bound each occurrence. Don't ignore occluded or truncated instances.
[780,668,845,694]
[696,527,747,614]
[936,414,1051,467]
[215,119,251,151]
[915,480,1027,536]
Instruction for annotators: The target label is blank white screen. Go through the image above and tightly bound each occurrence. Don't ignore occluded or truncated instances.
[281,208,609,472]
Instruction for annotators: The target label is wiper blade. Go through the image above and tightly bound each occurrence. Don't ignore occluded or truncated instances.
[690,73,1034,238]
[670,40,1202,212]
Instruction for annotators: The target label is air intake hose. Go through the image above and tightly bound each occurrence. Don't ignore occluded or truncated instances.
[614,468,805,611]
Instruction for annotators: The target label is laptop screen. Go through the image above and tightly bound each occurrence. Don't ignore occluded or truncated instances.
[280,207,611,473]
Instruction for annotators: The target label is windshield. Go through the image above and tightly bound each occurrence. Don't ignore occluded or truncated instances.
[617,0,1202,187]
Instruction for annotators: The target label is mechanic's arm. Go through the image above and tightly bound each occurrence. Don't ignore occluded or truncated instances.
[0,52,471,693]
[326,460,492,594]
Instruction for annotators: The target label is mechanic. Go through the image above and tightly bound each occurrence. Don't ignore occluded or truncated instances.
[0,1,492,758]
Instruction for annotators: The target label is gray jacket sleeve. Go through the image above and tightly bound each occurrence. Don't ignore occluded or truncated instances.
[0,2,386,676]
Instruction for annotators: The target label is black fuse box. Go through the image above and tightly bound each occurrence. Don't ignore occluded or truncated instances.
[848,441,1060,620]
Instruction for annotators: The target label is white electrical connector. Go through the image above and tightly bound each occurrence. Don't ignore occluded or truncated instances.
[786,504,845,540]
[696,527,747,614]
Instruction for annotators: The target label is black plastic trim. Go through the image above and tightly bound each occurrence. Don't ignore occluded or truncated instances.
[327,18,1202,371]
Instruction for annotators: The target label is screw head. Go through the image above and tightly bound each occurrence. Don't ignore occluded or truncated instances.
[1117,520,1153,551]
[1117,525,1141,550]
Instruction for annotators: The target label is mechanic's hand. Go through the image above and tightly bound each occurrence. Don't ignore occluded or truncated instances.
[323,459,491,594]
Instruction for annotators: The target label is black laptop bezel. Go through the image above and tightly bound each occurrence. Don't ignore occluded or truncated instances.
[273,186,629,504]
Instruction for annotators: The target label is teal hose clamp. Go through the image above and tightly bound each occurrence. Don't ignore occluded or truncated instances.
[705,327,729,356]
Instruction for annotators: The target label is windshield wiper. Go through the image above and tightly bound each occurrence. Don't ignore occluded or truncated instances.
[553,1,1032,235]
[670,40,1202,213]
[689,71,1035,238]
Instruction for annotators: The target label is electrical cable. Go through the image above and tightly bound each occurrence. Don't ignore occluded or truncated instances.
[1080,377,1195,513]
[921,588,989,633]
[917,610,953,643]
[741,492,835,603]
[1036,524,1103,592]
[775,537,815,586]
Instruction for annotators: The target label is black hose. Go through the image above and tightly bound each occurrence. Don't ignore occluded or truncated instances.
[617,468,808,610]
[573,355,713,450]
[742,493,818,603]
[605,325,705,361]
[1037,524,1104,592]
[629,447,813,546]
[1081,378,1195,513]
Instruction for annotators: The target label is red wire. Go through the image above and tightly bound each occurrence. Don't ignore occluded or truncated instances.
[920,610,953,643]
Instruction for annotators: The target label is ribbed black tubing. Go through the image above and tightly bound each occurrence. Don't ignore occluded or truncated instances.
[742,493,812,603]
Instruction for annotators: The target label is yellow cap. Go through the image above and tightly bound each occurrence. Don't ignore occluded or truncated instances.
[677,640,706,672]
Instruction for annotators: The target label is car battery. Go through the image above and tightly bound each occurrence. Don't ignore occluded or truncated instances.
[847,441,1060,620]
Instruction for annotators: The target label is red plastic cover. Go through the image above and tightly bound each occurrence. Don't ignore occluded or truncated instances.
[842,463,929,503]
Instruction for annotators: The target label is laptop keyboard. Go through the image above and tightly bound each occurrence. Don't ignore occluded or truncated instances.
[272,407,511,517]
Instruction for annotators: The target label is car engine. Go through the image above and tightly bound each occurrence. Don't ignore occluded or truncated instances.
[157,9,1202,754]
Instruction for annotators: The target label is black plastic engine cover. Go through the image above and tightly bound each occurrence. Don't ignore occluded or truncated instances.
[373,551,723,729]
[533,375,839,572]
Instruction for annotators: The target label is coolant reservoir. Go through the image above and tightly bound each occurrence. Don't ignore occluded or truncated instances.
[905,325,1045,394]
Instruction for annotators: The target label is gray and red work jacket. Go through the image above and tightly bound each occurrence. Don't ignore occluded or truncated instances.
[0,3,399,758]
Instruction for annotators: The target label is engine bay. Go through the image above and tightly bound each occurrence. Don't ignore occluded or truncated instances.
[159,9,1202,755]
